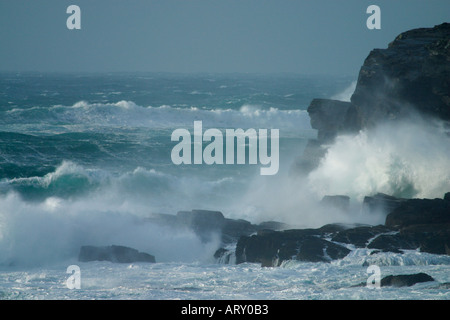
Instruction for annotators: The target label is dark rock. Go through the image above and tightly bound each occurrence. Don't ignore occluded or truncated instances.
[400,223,450,255]
[214,248,233,264]
[295,237,351,263]
[78,245,156,263]
[385,198,450,229]
[297,99,360,172]
[317,223,356,235]
[214,248,229,259]
[445,192,450,201]
[351,23,450,127]
[379,196,450,255]
[331,225,393,248]
[296,23,450,173]
[235,229,350,266]
[307,99,360,143]
[380,273,435,287]
[362,193,408,215]
[367,233,418,253]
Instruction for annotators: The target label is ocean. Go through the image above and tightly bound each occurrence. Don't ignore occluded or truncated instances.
[0,72,449,300]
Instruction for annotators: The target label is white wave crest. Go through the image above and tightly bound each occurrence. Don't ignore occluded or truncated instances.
[4,101,312,136]
[307,118,450,201]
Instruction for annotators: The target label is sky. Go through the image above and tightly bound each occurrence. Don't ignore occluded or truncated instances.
[0,0,449,75]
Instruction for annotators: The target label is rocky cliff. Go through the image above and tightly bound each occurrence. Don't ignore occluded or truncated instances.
[352,22,450,127]
[298,23,450,171]
[228,23,450,267]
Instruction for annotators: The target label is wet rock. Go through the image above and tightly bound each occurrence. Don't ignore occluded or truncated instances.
[307,99,360,143]
[380,273,435,287]
[295,237,351,263]
[400,223,450,255]
[331,225,393,248]
[380,195,450,255]
[366,234,418,253]
[296,23,450,173]
[214,248,233,264]
[235,229,350,266]
[317,223,356,236]
[352,272,436,287]
[385,198,450,229]
[351,23,450,127]
[297,99,359,172]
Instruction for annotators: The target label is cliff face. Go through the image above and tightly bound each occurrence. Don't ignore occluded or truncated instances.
[352,22,450,127]
[299,23,450,172]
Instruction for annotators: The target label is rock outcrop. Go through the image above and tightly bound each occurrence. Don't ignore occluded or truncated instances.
[354,272,436,288]
[307,99,359,143]
[385,198,450,229]
[218,192,450,265]
[383,196,450,255]
[332,193,450,255]
[234,226,352,266]
[297,23,450,172]
[380,273,435,287]
[351,23,450,127]
[330,225,394,248]
[212,24,450,271]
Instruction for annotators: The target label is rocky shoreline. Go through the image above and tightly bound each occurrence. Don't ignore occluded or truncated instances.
[78,191,450,266]
[77,192,450,287]
[296,22,450,172]
[78,23,450,289]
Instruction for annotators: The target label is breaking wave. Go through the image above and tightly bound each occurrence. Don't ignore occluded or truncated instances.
[3,101,312,136]
[307,118,450,201]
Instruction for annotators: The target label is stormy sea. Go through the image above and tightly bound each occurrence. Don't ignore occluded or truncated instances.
[0,72,449,300]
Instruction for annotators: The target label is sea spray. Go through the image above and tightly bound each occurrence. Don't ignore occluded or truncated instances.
[0,163,225,267]
[331,80,357,102]
[307,118,450,201]
[0,189,221,266]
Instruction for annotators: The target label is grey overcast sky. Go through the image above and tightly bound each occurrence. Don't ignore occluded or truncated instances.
[0,0,449,75]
